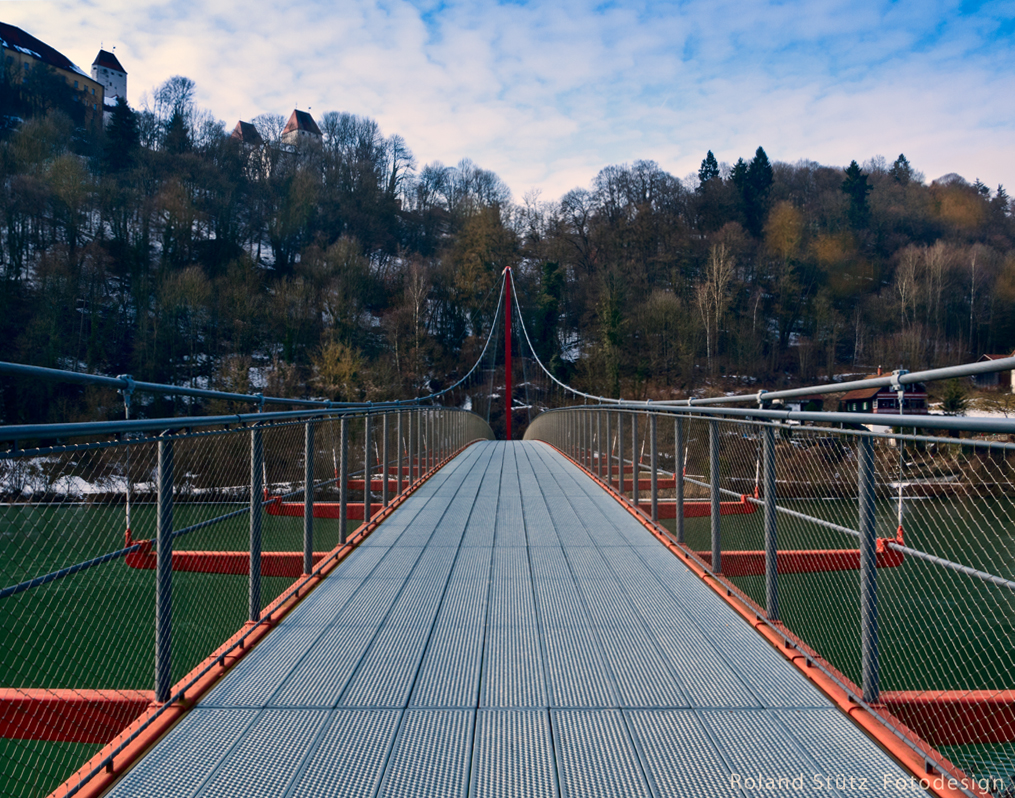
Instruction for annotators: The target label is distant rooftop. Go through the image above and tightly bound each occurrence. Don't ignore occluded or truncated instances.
[231,120,264,146]
[282,109,322,137]
[92,49,126,74]
[0,21,89,77]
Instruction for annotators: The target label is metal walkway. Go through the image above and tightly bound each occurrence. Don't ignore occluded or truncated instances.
[108,441,913,797]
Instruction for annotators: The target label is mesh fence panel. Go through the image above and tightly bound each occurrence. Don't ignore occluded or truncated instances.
[527,406,1015,796]
[0,408,493,797]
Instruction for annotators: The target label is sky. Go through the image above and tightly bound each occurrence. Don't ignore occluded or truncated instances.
[3,0,1014,201]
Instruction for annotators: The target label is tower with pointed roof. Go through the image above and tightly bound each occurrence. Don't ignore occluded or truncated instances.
[280,109,322,148]
[91,48,126,105]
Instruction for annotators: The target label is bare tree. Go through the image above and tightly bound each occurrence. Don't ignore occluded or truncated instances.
[696,242,735,375]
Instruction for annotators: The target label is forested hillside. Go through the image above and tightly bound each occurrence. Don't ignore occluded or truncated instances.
[2,74,1014,424]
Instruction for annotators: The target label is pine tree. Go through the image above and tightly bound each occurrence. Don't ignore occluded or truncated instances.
[730,157,748,191]
[103,96,140,173]
[841,160,872,228]
[742,146,773,236]
[889,154,912,185]
[974,179,990,198]
[697,150,720,190]
[163,108,191,155]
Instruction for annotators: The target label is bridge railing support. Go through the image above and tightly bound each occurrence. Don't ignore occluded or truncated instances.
[762,423,777,621]
[632,413,640,508]
[250,425,263,623]
[304,421,314,576]
[155,434,173,703]
[650,414,658,524]
[859,432,879,704]
[709,419,721,575]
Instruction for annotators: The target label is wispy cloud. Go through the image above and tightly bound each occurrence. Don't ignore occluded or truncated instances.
[4,0,1014,198]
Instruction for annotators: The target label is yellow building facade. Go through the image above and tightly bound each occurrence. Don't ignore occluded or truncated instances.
[1,21,105,123]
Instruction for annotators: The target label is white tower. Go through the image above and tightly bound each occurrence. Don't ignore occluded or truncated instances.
[91,48,127,103]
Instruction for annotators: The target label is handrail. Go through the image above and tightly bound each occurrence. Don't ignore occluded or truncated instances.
[0,405,475,444]
[505,266,1015,412]
[532,402,1015,435]
[0,276,504,417]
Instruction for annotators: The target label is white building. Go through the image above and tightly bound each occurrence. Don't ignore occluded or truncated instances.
[280,109,321,148]
[91,48,126,124]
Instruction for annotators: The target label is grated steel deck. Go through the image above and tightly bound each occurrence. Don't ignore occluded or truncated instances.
[109,441,915,797]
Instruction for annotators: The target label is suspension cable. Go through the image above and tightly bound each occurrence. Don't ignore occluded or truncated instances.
[421,271,506,405]
[507,268,615,405]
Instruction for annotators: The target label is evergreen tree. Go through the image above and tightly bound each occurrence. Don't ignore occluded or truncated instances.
[889,154,913,185]
[697,150,720,190]
[841,160,872,228]
[941,379,969,415]
[163,108,191,154]
[742,146,773,236]
[103,96,140,173]
[730,157,748,191]
[974,179,990,198]
[993,185,1010,216]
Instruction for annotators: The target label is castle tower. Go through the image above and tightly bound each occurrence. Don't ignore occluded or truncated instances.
[280,110,322,148]
[91,48,126,103]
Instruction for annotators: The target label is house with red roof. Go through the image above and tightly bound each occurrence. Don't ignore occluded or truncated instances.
[91,48,127,123]
[973,352,1015,393]
[281,109,322,148]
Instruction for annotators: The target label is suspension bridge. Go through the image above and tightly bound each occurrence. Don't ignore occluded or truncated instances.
[1,268,1015,797]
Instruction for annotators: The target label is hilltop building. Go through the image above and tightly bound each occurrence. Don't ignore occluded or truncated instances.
[0,21,105,122]
[91,48,126,124]
[281,109,321,147]
[230,120,264,146]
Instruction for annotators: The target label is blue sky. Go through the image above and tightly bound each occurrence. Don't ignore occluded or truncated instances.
[4,0,1014,200]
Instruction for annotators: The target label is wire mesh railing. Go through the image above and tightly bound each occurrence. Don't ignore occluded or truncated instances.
[525,403,1015,797]
[0,404,493,798]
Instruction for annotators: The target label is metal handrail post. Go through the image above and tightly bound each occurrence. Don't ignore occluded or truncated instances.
[304,421,314,575]
[397,412,404,495]
[364,412,373,524]
[606,411,612,487]
[339,417,349,545]
[675,418,684,544]
[382,413,390,507]
[408,411,415,487]
[155,435,173,703]
[632,413,640,508]
[710,419,721,574]
[597,409,603,479]
[617,412,624,493]
[763,424,777,620]
[426,411,432,473]
[585,409,591,467]
[650,414,658,523]
[582,410,587,466]
[859,433,879,703]
[578,410,583,465]
[249,426,263,622]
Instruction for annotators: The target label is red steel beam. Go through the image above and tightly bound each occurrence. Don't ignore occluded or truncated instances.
[618,478,678,490]
[693,543,904,576]
[636,495,757,518]
[347,479,399,491]
[0,690,154,744]
[265,500,385,519]
[881,691,1015,746]
[125,549,328,577]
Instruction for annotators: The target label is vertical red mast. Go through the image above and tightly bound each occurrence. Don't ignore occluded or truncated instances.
[504,267,512,440]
